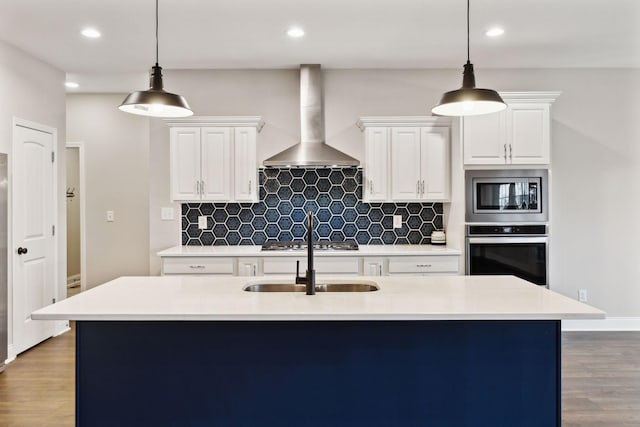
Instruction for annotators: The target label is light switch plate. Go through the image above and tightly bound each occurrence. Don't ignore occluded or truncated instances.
[106,210,114,222]
[161,207,174,221]
[393,215,402,228]
[198,216,208,229]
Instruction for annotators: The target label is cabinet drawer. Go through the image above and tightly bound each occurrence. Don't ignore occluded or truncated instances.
[387,256,459,274]
[262,257,360,275]
[162,257,235,275]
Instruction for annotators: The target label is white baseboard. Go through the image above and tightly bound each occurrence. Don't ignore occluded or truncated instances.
[54,321,70,337]
[6,344,16,365]
[562,317,640,331]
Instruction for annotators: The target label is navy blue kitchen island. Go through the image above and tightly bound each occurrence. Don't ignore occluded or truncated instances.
[32,275,603,427]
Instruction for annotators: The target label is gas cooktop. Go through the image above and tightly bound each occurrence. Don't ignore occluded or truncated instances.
[261,241,359,251]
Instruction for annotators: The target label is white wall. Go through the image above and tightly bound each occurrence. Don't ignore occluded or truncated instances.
[66,94,150,288]
[0,40,66,351]
[146,68,640,319]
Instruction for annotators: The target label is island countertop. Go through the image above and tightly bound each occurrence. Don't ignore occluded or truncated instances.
[32,275,604,321]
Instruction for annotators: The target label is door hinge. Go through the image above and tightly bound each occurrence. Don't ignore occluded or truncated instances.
[52,225,55,236]
[51,151,55,163]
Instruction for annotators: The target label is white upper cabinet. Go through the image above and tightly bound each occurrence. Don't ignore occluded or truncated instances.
[390,127,422,200]
[201,127,232,200]
[363,127,389,202]
[166,117,263,202]
[358,117,452,202]
[420,127,450,200]
[233,127,258,202]
[170,127,203,200]
[463,92,560,166]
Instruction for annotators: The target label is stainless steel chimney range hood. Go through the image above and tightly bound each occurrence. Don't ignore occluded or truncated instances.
[263,64,360,168]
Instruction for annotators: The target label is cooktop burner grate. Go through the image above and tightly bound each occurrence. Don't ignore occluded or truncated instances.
[261,241,359,251]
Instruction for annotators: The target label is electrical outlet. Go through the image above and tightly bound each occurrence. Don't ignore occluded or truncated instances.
[578,289,588,302]
[393,215,402,228]
[198,216,208,230]
[106,210,114,222]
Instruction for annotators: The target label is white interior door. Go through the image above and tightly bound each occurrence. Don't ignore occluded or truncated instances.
[13,124,56,354]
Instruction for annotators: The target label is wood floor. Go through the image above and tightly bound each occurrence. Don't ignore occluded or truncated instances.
[0,327,638,426]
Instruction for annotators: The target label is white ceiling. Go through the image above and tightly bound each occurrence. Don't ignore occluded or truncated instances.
[0,0,638,91]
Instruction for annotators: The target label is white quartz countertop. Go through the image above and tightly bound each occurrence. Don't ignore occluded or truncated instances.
[32,275,604,321]
[157,244,461,257]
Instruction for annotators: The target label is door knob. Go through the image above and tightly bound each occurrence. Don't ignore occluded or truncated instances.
[17,247,28,255]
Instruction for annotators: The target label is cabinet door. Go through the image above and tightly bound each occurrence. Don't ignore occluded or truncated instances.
[362,257,384,276]
[201,127,232,201]
[462,112,507,165]
[508,103,550,164]
[237,258,259,276]
[387,256,460,275]
[390,127,422,201]
[363,127,389,201]
[161,257,235,275]
[233,127,258,202]
[420,127,450,201]
[170,127,201,201]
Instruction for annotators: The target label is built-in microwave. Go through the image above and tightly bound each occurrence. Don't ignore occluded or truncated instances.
[465,169,548,223]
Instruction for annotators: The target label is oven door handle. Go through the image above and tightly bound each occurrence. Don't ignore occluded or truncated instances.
[466,236,548,244]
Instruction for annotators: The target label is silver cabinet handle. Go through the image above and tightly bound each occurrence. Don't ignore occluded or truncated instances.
[253,264,257,276]
[379,264,383,276]
[421,180,425,196]
[416,180,420,196]
[195,180,200,196]
[416,264,432,268]
[201,180,205,195]
[504,144,507,161]
[189,265,206,269]
[249,180,252,193]
[509,144,513,160]
[370,179,374,194]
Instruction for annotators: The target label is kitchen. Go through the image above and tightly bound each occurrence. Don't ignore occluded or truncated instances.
[1,0,640,425]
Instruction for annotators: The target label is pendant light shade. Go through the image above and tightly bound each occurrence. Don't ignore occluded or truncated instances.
[432,0,505,117]
[119,0,192,118]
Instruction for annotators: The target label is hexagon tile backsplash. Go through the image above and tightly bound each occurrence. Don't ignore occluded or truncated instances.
[182,168,443,245]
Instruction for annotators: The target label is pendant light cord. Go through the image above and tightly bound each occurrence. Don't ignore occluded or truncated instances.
[466,0,470,62]
[155,0,159,66]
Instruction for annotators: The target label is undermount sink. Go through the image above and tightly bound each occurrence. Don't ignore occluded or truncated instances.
[243,281,379,293]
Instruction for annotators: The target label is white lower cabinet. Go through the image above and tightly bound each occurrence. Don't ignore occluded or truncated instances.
[362,258,385,276]
[160,254,460,277]
[161,257,236,275]
[237,258,260,276]
[386,256,460,276]
[262,257,361,276]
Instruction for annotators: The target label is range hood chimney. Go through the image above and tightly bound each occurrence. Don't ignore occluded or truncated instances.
[263,64,360,167]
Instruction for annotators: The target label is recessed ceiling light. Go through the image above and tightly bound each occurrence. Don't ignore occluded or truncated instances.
[485,27,505,37]
[81,28,101,39]
[286,27,305,38]
[65,81,79,89]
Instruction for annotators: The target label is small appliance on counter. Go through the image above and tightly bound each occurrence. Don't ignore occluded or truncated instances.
[430,230,446,245]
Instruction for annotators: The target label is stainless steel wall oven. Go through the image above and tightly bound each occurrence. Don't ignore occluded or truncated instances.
[466,224,548,287]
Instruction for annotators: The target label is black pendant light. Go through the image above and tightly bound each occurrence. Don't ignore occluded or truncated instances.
[432,0,506,116]
[119,0,193,118]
